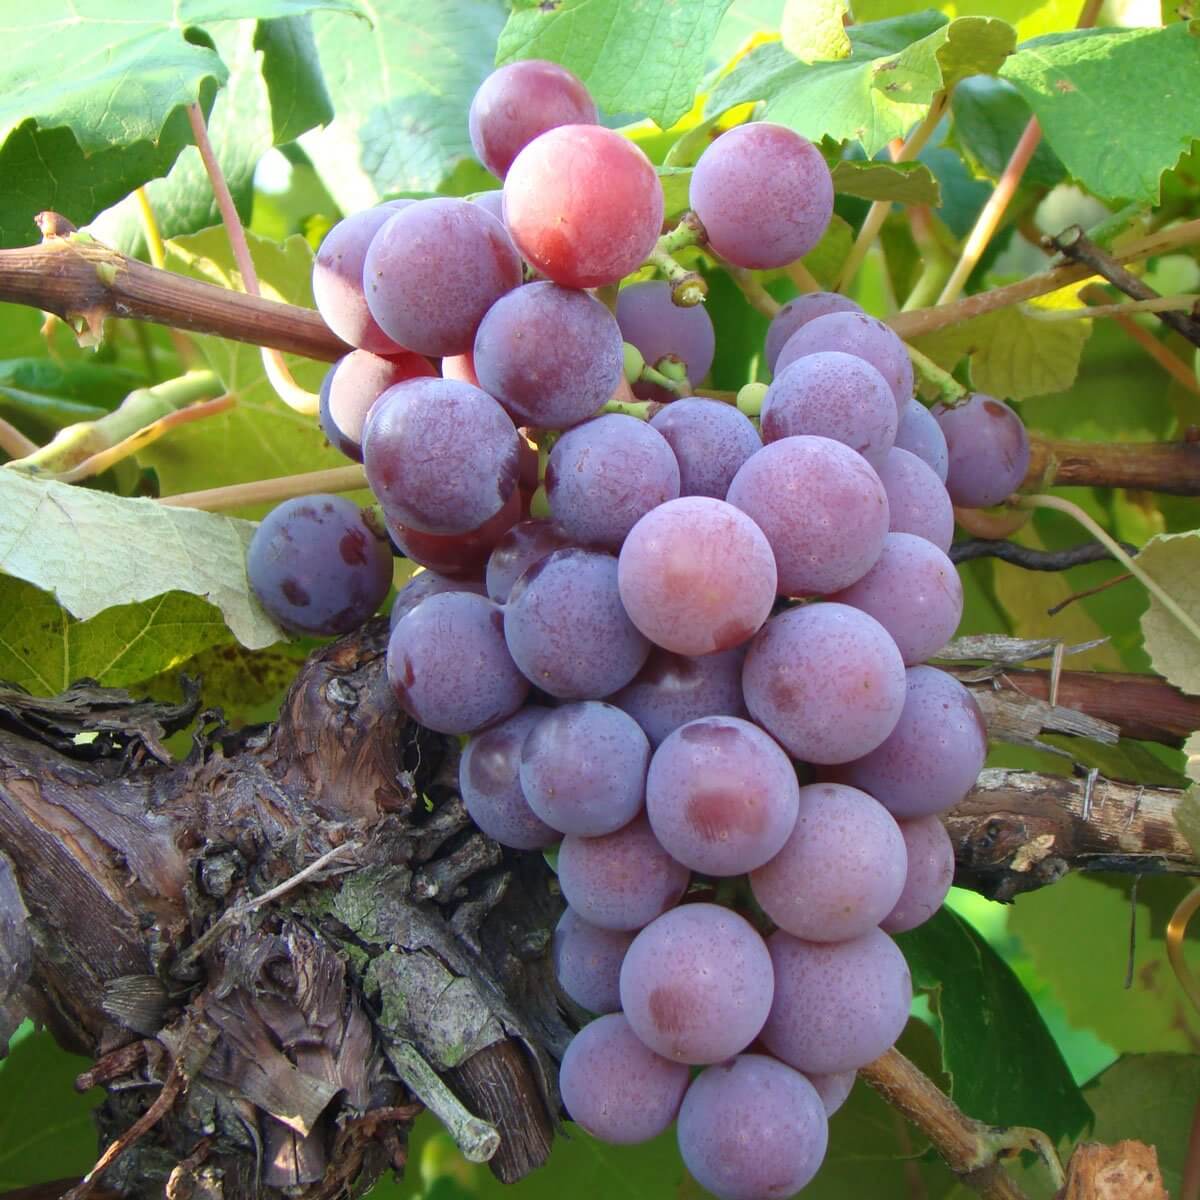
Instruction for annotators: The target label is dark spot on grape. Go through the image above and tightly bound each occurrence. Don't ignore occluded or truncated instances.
[648,983,692,1035]
[982,400,1007,419]
[340,529,369,565]
[402,656,416,688]
[769,676,799,709]
[281,579,310,607]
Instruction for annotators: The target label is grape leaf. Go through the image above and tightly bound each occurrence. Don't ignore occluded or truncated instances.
[0,577,234,696]
[0,471,282,650]
[854,0,1079,40]
[303,2,505,215]
[1000,21,1200,203]
[1136,531,1200,695]
[707,13,1016,157]
[896,906,1092,1141]
[496,0,734,130]
[950,76,1066,189]
[832,159,941,204]
[255,15,334,145]
[781,0,850,63]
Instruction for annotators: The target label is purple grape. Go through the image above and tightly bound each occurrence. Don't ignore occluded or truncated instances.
[387,592,529,734]
[610,646,747,749]
[933,393,1031,508]
[546,415,680,549]
[386,487,522,578]
[485,520,574,603]
[726,436,889,597]
[828,666,988,819]
[363,378,520,535]
[749,782,907,942]
[830,532,963,665]
[459,706,558,850]
[441,351,479,386]
[648,398,762,499]
[389,569,485,628]
[677,1055,828,1200]
[807,1070,856,1117]
[760,352,897,468]
[557,815,689,931]
[761,928,912,1074]
[776,311,913,413]
[895,398,949,482]
[619,904,773,1064]
[559,1014,689,1144]
[764,292,862,374]
[616,281,716,400]
[469,59,598,179]
[689,123,833,270]
[319,349,435,462]
[742,604,907,765]
[618,497,777,656]
[519,702,650,837]
[470,189,506,223]
[646,717,799,877]
[553,908,634,1014]
[363,199,522,356]
[312,203,409,354]
[247,495,393,636]
[882,815,956,934]
[504,548,651,699]
[876,447,955,552]
[474,283,624,429]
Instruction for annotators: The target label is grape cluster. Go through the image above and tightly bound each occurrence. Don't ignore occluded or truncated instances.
[244,57,1036,1199]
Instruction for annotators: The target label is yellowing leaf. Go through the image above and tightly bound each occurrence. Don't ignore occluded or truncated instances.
[781,0,850,63]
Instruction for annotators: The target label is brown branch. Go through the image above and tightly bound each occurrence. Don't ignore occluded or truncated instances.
[950,539,1135,571]
[1026,436,1200,495]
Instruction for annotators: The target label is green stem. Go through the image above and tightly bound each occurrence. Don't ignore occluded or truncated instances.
[906,344,966,406]
[646,213,708,307]
[1018,493,1200,648]
[640,362,689,396]
[712,254,781,319]
[600,397,653,420]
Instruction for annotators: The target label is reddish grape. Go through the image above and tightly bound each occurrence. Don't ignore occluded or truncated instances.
[386,487,522,578]
[807,1070,856,1117]
[319,349,435,462]
[933,393,1031,508]
[469,189,506,223]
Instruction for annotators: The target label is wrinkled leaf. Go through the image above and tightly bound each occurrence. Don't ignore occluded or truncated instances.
[832,159,941,204]
[1136,531,1200,696]
[256,14,334,144]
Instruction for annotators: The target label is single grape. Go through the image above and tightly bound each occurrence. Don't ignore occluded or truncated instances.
[649,398,762,499]
[387,592,529,734]
[726,436,889,597]
[882,815,955,934]
[689,123,833,270]
[616,281,716,400]
[742,603,907,765]
[620,904,774,1064]
[876,447,955,553]
[504,125,664,288]
[520,702,650,837]
[459,705,558,850]
[807,1070,856,1118]
[312,202,409,354]
[247,495,393,636]
[319,349,435,462]
[469,60,598,179]
[363,378,520,535]
[646,717,799,877]
[469,189,507,224]
[363,198,522,356]
[895,398,949,482]
[618,497,777,656]
[610,646,747,749]
[546,415,680,549]
[559,1014,689,1144]
[474,283,624,429]
[485,519,574,603]
[830,532,963,665]
[557,814,689,931]
[828,666,988,819]
[761,928,912,1074]
[764,292,862,374]
[749,782,907,941]
[776,311,913,413]
[933,393,1031,508]
[760,351,897,468]
[677,1055,828,1200]
[389,569,485,628]
[504,548,651,699]
[386,487,522,578]
[552,908,635,1014]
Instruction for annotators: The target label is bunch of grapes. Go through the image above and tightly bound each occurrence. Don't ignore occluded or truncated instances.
[246,58,1033,1200]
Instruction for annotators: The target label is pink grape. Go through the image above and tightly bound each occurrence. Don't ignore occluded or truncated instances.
[876,447,955,552]
[485,519,574,603]
[319,349,435,463]
[933,393,1031,508]
[764,292,862,373]
[552,908,634,1014]
[649,397,762,499]
[469,190,506,223]
[386,487,522,578]
[882,816,956,934]
[895,398,949,482]
[617,280,716,399]
[807,1070,856,1117]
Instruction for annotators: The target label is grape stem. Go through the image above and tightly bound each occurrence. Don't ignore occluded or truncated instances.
[710,252,781,319]
[949,538,1137,572]
[0,417,38,459]
[135,186,198,368]
[1028,292,1200,321]
[156,464,369,512]
[598,396,655,420]
[647,213,708,306]
[907,343,966,405]
[1024,435,1200,496]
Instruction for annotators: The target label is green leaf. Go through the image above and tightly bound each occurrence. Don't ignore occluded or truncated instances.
[851,0,1079,41]
[1136,531,1200,696]
[1084,1054,1200,1197]
[0,577,234,696]
[496,0,734,130]
[658,167,693,218]
[896,906,1092,1141]
[781,0,851,63]
[832,159,941,204]
[707,13,1015,157]
[305,2,505,213]
[1000,22,1200,203]
[950,76,1066,189]
[0,471,282,650]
